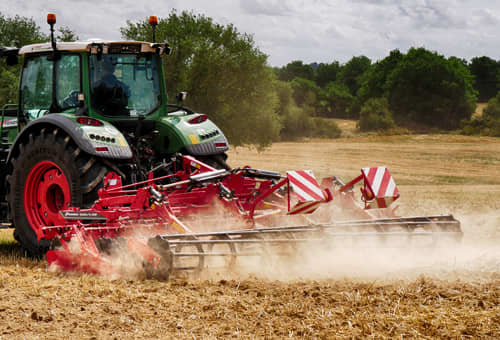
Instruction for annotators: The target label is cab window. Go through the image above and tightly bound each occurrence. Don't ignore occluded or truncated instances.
[21,56,53,115]
[20,54,81,119]
[56,55,81,110]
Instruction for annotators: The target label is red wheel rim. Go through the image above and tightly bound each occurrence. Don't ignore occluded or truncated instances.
[24,161,71,237]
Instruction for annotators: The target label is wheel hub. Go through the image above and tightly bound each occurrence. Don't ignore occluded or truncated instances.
[24,161,71,235]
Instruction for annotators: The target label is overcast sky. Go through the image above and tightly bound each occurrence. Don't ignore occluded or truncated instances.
[3,0,499,66]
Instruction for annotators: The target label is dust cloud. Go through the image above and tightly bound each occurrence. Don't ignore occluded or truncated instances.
[194,207,500,283]
[48,204,499,283]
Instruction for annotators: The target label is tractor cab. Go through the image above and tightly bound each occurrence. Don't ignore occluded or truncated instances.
[11,14,229,164]
[18,40,170,120]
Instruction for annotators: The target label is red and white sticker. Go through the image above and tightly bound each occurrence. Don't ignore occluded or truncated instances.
[287,170,326,202]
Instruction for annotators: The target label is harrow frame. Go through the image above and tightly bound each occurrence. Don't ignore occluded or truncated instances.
[40,155,462,278]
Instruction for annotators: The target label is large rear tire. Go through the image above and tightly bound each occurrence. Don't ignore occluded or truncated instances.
[197,153,231,170]
[8,128,110,257]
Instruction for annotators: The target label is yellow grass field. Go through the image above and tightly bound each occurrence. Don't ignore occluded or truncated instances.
[0,134,499,338]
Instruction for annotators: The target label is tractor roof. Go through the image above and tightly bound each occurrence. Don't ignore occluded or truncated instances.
[18,40,161,55]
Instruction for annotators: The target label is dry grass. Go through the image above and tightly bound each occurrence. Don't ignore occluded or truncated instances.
[0,134,499,338]
[229,134,500,216]
[0,273,498,339]
[331,118,358,137]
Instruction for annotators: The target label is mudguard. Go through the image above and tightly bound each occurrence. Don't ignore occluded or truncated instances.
[158,113,230,156]
[7,114,132,163]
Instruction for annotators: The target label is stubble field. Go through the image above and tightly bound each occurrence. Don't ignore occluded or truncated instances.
[0,133,499,339]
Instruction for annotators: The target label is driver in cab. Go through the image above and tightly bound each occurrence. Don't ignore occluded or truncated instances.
[92,57,131,115]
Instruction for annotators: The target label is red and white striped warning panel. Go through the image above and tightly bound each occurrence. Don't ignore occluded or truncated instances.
[288,201,321,215]
[286,170,327,215]
[287,170,326,202]
[361,167,400,209]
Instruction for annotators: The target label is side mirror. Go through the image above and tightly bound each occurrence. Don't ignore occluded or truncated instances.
[176,91,188,103]
[6,54,18,66]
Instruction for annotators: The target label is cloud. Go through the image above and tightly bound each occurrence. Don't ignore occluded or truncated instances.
[3,0,500,66]
[239,0,295,17]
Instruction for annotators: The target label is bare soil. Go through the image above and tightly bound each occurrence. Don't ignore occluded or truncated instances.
[0,134,499,339]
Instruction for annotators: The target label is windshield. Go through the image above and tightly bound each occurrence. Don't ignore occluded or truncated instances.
[90,53,161,116]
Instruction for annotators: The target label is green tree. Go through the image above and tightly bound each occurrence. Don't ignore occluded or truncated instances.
[57,26,79,42]
[387,48,476,129]
[290,77,321,112]
[0,13,46,47]
[337,56,372,96]
[469,56,500,102]
[277,60,315,82]
[358,49,403,103]
[358,97,395,131]
[322,81,353,118]
[121,10,281,147]
[315,61,341,88]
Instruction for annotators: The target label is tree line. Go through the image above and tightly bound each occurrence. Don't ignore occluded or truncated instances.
[1,11,500,146]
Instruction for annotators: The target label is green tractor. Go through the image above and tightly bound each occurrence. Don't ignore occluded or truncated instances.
[0,14,230,256]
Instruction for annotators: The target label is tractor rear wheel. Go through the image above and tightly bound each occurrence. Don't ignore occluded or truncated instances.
[8,128,110,257]
[197,153,231,170]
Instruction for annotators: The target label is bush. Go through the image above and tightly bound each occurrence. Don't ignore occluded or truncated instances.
[460,116,500,137]
[274,80,341,140]
[460,93,500,136]
[311,118,342,138]
[358,98,395,131]
[483,93,500,120]
[274,80,312,140]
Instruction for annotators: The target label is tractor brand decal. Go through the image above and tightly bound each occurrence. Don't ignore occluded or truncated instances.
[189,134,199,144]
[117,137,126,146]
[59,210,107,220]
[1,118,17,128]
[287,170,326,202]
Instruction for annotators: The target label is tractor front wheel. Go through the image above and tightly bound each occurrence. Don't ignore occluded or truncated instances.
[8,128,110,257]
